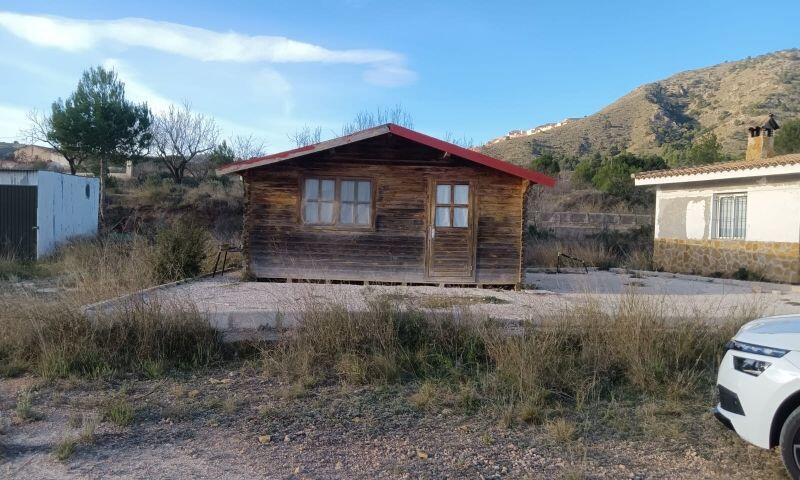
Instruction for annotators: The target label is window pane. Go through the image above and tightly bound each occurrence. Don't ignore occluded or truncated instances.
[436,184,451,205]
[304,202,318,223]
[340,202,354,224]
[453,185,469,205]
[453,207,468,227]
[435,207,451,227]
[320,180,335,201]
[319,202,334,223]
[356,204,370,225]
[304,179,319,200]
[357,181,371,202]
[341,181,355,202]
[735,195,747,238]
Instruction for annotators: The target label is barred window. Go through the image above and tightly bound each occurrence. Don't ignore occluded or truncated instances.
[715,193,746,239]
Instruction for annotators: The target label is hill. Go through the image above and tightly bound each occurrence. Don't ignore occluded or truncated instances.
[482,49,800,165]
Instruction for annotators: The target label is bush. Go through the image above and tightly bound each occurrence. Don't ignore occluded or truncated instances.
[153,220,210,283]
[530,153,560,176]
[775,118,800,155]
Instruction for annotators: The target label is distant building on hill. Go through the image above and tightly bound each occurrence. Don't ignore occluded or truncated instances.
[0,142,70,171]
[634,114,800,283]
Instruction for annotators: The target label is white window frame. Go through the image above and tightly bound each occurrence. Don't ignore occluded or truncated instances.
[712,192,747,240]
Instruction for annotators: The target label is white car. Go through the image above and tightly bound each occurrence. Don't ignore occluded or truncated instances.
[715,314,800,478]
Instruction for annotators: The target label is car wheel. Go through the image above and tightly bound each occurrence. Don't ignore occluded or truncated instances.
[780,406,800,479]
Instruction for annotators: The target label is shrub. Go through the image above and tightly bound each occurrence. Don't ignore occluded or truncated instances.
[153,220,210,283]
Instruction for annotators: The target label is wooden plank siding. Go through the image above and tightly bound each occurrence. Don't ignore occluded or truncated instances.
[241,135,526,285]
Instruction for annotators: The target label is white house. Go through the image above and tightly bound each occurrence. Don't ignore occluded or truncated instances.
[633,115,800,283]
[0,170,99,259]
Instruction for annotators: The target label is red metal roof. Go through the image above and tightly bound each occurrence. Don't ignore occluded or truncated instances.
[217,123,556,186]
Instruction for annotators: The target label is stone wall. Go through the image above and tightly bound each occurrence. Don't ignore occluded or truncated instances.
[653,238,800,283]
[531,211,652,239]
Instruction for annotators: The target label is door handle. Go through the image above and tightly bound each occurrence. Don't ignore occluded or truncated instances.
[430,227,435,239]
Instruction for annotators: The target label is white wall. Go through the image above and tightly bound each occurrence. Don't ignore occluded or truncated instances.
[35,171,99,257]
[655,177,800,243]
[0,170,38,186]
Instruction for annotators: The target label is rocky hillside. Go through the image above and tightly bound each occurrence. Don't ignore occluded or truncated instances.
[483,49,800,165]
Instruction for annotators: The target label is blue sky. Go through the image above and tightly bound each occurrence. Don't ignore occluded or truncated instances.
[0,0,798,151]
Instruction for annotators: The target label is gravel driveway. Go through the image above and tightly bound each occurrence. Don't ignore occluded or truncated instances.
[84,269,800,340]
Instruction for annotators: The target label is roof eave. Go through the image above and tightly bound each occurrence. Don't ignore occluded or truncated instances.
[634,163,800,186]
[216,123,556,186]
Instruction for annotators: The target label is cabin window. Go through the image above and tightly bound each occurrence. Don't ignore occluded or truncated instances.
[339,180,372,225]
[301,177,373,227]
[434,183,469,228]
[714,193,746,239]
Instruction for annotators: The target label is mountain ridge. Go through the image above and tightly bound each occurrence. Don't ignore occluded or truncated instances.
[482,49,800,165]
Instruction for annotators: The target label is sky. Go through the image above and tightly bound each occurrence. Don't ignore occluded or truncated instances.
[0,0,798,152]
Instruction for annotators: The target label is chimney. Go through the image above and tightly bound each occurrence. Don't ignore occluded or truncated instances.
[746,113,780,161]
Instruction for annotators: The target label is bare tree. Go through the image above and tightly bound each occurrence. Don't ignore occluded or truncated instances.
[230,134,268,160]
[152,102,219,184]
[23,110,88,175]
[341,105,413,135]
[288,125,323,148]
[443,131,475,149]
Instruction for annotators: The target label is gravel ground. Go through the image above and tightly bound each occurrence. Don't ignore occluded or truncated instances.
[87,270,800,337]
[0,370,787,479]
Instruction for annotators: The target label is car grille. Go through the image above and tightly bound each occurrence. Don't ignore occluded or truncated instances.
[718,385,745,416]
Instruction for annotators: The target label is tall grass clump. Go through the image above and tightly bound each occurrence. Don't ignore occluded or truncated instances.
[263,296,489,385]
[486,294,741,407]
[0,296,226,379]
[264,293,750,411]
[50,235,158,305]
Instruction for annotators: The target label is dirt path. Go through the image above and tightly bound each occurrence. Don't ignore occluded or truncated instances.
[0,370,787,479]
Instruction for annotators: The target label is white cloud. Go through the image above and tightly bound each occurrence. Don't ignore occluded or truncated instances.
[0,11,415,86]
[363,64,418,87]
[250,68,294,115]
[0,104,30,142]
[101,58,174,113]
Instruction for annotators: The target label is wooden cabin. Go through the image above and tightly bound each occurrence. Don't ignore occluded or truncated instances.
[218,124,555,287]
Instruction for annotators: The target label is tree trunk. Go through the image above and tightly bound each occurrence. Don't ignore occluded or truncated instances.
[98,156,105,230]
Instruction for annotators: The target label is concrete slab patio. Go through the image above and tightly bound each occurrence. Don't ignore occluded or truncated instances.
[84,269,800,340]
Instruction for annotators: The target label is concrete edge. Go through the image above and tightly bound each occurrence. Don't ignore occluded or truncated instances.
[526,267,599,274]
[607,267,799,293]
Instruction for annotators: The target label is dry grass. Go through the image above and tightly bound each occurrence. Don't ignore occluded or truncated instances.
[0,295,226,379]
[0,235,231,380]
[262,292,749,421]
[525,237,618,269]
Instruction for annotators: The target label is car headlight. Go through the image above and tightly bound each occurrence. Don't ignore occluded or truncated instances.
[724,340,788,358]
[733,356,772,376]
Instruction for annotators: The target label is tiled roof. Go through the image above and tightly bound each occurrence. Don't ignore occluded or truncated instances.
[633,153,800,180]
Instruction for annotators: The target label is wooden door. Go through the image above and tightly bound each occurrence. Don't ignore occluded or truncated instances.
[426,180,476,280]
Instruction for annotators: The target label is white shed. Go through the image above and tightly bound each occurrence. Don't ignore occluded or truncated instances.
[0,170,99,259]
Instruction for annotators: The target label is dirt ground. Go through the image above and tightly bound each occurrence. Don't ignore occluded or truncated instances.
[0,367,787,480]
